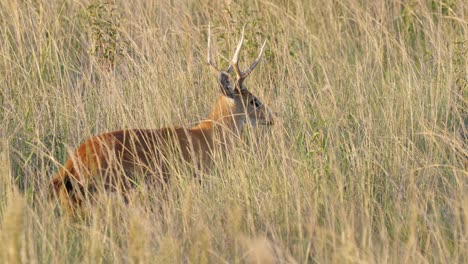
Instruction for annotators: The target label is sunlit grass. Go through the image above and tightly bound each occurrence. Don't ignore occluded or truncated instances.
[0,0,466,262]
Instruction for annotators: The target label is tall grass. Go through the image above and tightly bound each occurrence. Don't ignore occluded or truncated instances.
[0,0,466,262]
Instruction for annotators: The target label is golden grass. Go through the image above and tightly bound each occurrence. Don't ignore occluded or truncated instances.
[0,0,466,262]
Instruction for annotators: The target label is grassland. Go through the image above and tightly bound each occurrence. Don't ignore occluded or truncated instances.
[0,0,466,263]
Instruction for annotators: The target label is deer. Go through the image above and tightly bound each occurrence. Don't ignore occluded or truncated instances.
[50,26,275,213]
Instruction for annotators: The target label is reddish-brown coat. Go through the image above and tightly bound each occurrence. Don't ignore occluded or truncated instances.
[50,27,274,213]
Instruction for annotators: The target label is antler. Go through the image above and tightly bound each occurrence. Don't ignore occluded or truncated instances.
[231,25,246,80]
[230,25,267,87]
[207,25,219,73]
[208,24,267,85]
[242,39,267,77]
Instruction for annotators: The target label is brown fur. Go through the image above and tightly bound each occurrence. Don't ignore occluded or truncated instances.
[50,28,274,213]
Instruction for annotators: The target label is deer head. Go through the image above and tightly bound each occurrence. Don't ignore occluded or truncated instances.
[207,25,275,130]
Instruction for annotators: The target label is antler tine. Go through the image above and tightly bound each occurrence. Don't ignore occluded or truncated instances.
[207,25,219,72]
[231,24,246,80]
[242,39,267,77]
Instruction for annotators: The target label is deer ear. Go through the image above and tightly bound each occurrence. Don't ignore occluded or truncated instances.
[218,72,236,98]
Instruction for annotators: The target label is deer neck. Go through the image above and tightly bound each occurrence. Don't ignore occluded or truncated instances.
[193,96,245,147]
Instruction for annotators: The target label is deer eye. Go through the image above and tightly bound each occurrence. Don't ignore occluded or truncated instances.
[249,98,261,108]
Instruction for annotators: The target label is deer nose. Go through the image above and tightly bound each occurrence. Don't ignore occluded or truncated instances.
[266,112,279,125]
[264,115,275,126]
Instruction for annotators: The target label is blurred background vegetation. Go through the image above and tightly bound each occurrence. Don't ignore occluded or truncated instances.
[0,0,466,263]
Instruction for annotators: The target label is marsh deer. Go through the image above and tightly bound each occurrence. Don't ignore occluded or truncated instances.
[50,26,274,212]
